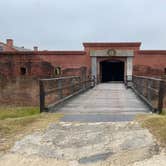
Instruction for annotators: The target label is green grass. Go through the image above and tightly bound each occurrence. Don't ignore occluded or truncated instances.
[136,112,166,147]
[0,107,40,120]
[0,106,63,152]
[161,109,166,115]
[0,113,63,136]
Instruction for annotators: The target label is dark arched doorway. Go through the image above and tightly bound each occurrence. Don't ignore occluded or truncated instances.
[100,61,124,82]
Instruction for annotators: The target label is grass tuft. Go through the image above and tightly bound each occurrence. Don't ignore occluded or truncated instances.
[0,107,40,120]
[0,106,63,153]
[161,109,166,115]
[136,113,166,147]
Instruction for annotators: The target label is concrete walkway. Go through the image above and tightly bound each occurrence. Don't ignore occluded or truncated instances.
[57,83,150,122]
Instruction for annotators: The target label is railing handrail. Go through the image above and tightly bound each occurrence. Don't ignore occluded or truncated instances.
[39,76,80,81]
[39,76,96,112]
[44,79,92,96]
[133,75,165,82]
[132,75,166,114]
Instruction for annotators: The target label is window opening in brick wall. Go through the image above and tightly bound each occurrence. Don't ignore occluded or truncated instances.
[164,68,166,75]
[54,67,61,76]
[20,67,27,75]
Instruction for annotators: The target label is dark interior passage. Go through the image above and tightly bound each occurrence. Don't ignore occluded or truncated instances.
[101,61,124,82]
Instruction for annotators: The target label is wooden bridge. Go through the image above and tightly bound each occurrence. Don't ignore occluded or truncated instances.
[56,83,149,122]
[39,76,166,122]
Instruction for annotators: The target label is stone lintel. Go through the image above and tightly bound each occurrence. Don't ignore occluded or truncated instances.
[90,49,134,57]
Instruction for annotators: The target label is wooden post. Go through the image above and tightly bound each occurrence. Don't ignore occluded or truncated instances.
[57,79,63,99]
[39,80,45,113]
[158,80,165,114]
[85,78,87,89]
[82,78,85,90]
[79,78,81,90]
[144,79,148,98]
[70,78,74,94]
[147,79,152,102]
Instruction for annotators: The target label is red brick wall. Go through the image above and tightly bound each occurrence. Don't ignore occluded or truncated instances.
[0,51,90,80]
[0,51,90,106]
[133,51,166,78]
[0,78,39,106]
[0,43,143,80]
[1,43,166,80]
[40,52,91,78]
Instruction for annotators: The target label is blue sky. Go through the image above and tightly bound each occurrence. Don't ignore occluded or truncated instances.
[0,0,166,50]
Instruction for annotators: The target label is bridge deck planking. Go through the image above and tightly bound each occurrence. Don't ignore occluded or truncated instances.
[54,83,150,122]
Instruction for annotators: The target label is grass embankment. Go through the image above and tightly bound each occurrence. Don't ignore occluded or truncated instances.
[0,107,40,120]
[0,107,63,154]
[136,109,166,147]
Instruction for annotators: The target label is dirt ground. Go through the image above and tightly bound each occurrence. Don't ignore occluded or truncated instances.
[0,152,166,166]
[0,113,63,156]
[0,121,165,166]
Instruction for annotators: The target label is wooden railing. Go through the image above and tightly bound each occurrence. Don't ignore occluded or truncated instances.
[39,76,95,112]
[132,75,166,113]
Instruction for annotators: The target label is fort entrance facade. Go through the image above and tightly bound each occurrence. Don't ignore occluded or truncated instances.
[89,47,134,86]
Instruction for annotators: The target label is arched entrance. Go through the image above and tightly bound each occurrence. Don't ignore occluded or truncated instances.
[100,60,124,82]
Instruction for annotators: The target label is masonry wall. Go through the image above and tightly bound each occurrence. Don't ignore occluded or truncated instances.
[0,51,89,106]
[40,53,91,79]
[0,78,39,106]
[0,51,90,79]
[133,51,166,78]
